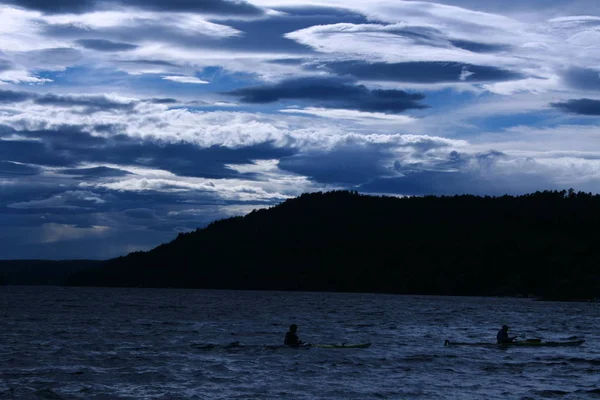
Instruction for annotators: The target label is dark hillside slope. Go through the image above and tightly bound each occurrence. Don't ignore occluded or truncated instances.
[67,190,600,298]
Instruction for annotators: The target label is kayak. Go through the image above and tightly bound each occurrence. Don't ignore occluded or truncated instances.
[444,339,585,348]
[311,343,371,349]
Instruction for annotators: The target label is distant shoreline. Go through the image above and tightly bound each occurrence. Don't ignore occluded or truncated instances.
[1,283,598,303]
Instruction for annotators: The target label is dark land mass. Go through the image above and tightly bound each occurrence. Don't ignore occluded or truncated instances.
[0,260,104,286]
[2,190,600,300]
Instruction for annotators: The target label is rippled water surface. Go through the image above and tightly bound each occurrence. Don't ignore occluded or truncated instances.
[1,287,599,399]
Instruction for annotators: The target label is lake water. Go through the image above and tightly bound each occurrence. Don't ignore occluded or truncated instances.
[0,287,599,399]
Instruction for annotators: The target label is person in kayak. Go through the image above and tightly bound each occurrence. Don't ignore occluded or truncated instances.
[284,324,304,346]
[497,325,517,344]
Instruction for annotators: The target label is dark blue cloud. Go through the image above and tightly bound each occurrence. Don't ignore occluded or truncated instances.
[278,146,547,196]
[0,127,122,168]
[0,179,281,258]
[116,59,180,68]
[449,40,511,53]
[363,171,482,195]
[225,77,427,113]
[149,98,178,104]
[390,150,507,174]
[0,58,13,72]
[321,61,523,83]
[272,5,367,18]
[76,39,138,52]
[124,208,156,219]
[0,89,135,113]
[277,141,476,186]
[46,23,235,53]
[34,93,135,112]
[97,141,297,179]
[563,67,600,91]
[0,161,41,177]
[0,90,33,103]
[358,170,555,196]
[0,0,263,15]
[551,99,600,115]
[278,146,394,184]
[267,58,305,65]
[0,178,69,209]
[0,137,77,167]
[123,0,263,15]
[355,150,554,196]
[60,166,131,178]
[0,223,176,260]
[0,0,94,13]
[0,125,297,178]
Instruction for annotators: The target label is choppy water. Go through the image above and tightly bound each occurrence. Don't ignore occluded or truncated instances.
[0,287,599,399]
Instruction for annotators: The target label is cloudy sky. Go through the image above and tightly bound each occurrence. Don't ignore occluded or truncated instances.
[1,0,600,259]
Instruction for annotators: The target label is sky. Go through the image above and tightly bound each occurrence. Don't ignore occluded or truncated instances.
[1,0,600,259]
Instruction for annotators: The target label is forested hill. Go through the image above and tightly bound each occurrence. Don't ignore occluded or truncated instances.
[65,190,600,299]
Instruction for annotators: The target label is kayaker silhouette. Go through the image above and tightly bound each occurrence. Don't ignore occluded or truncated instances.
[497,325,517,344]
[284,324,304,346]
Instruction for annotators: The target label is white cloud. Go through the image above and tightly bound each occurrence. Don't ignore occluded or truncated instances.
[44,10,241,37]
[286,23,504,65]
[482,75,562,95]
[82,169,320,202]
[162,75,209,84]
[0,70,52,84]
[0,7,68,52]
[279,107,417,124]
[459,67,474,81]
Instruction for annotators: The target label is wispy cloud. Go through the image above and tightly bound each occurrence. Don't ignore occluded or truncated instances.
[162,75,209,84]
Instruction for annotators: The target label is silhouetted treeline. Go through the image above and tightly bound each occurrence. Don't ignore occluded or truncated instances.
[64,189,600,299]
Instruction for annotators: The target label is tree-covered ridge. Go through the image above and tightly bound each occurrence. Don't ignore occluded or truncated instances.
[64,189,600,299]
